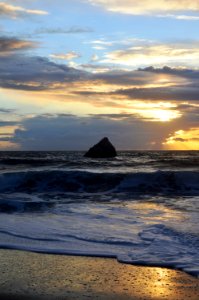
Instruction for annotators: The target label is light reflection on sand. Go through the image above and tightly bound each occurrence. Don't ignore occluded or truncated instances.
[0,250,199,299]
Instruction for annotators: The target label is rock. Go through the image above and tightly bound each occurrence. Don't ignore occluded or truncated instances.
[84,137,117,158]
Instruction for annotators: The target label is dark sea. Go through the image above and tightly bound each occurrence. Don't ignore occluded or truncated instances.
[0,151,198,277]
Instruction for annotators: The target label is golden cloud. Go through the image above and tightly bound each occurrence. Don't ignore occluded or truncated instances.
[50,52,81,61]
[0,2,48,18]
[102,43,199,68]
[88,0,199,16]
[163,128,199,149]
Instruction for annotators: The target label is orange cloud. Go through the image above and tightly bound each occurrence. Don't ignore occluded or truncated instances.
[163,128,199,150]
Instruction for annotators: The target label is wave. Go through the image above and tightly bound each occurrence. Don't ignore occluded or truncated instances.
[0,158,62,166]
[0,194,52,213]
[0,219,198,277]
[0,170,198,195]
[0,151,198,170]
[0,157,198,168]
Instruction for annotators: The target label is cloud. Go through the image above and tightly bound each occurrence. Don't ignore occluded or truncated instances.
[159,14,199,20]
[50,51,81,61]
[0,121,18,126]
[87,0,199,18]
[0,2,48,18]
[163,128,199,149]
[0,108,15,113]
[35,26,93,34]
[91,40,113,47]
[88,113,136,120]
[0,105,197,150]
[0,36,36,55]
[8,113,182,150]
[112,85,199,101]
[102,42,199,68]
[93,69,166,86]
[90,54,99,62]
[0,51,160,92]
[80,63,112,73]
[0,54,88,91]
[72,66,199,102]
[66,68,186,102]
[140,66,199,80]
[73,86,199,110]
[6,107,197,150]
[0,42,199,106]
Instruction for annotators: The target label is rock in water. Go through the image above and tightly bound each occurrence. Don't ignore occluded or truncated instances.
[84,137,117,158]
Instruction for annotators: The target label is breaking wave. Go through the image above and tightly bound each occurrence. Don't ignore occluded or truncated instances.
[0,170,198,195]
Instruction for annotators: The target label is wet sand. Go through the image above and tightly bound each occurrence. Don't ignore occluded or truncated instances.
[0,250,199,300]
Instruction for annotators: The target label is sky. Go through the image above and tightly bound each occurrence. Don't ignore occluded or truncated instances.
[0,0,199,150]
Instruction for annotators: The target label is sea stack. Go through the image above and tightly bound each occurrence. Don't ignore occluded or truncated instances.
[84,137,117,158]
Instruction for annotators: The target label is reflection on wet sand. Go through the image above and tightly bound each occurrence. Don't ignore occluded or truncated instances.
[0,250,198,300]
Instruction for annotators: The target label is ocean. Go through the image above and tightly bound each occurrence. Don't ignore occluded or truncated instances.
[0,151,198,277]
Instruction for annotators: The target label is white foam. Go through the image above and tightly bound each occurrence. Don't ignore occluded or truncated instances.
[0,197,198,277]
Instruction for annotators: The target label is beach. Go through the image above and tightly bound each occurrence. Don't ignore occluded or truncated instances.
[0,250,199,300]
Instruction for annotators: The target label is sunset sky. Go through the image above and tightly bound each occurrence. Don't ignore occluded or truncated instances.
[0,0,199,150]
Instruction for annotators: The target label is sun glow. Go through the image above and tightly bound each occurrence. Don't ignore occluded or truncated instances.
[163,128,199,150]
[120,101,181,122]
[149,109,181,122]
[135,108,181,122]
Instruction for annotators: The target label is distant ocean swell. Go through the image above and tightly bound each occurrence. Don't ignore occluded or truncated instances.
[0,170,198,195]
[0,155,198,169]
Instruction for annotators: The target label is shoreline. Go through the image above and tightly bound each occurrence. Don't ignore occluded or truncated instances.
[0,250,199,300]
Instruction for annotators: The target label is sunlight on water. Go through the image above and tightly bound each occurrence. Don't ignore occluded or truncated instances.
[125,201,186,225]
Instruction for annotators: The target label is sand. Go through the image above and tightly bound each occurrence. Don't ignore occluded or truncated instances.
[0,250,198,300]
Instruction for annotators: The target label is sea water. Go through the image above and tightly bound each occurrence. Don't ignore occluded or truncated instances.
[0,151,198,277]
